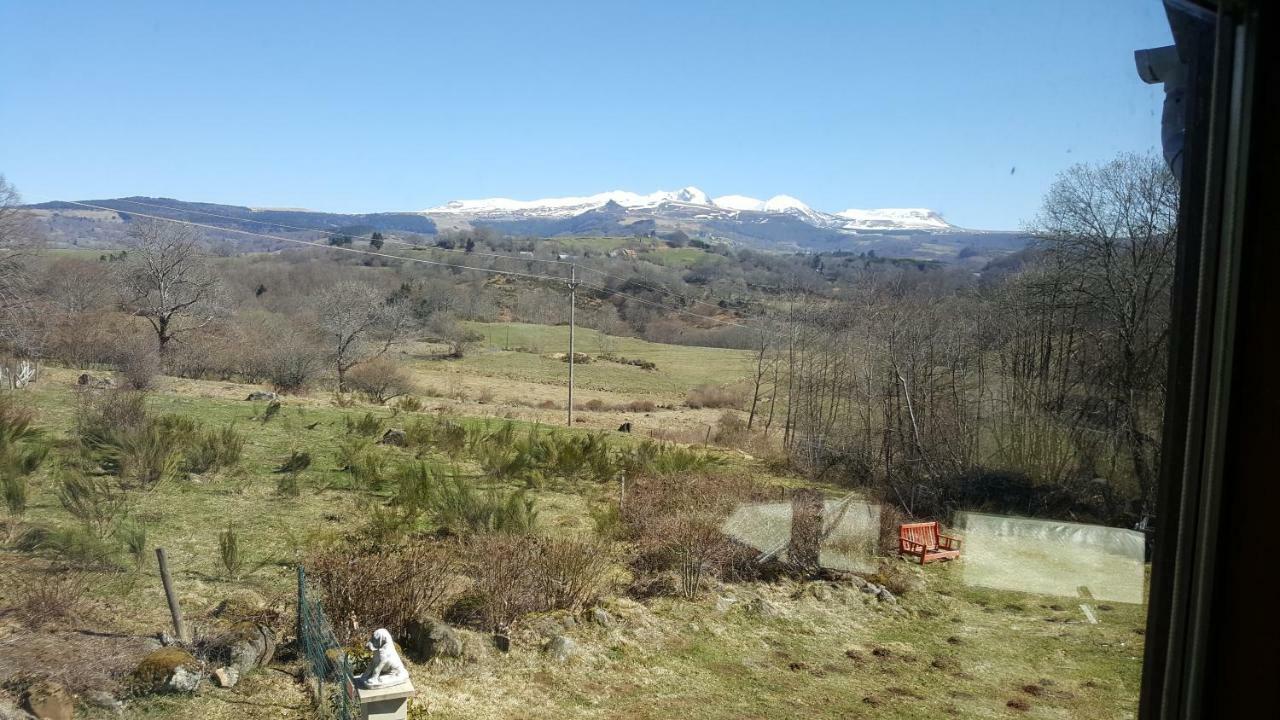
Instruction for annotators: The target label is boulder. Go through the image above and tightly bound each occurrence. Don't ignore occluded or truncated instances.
[380,428,407,447]
[168,667,202,693]
[246,391,277,402]
[590,607,613,627]
[0,697,36,720]
[81,691,121,713]
[746,597,781,619]
[132,647,202,694]
[22,682,72,720]
[542,635,578,662]
[407,620,463,661]
[210,622,277,675]
[212,667,240,689]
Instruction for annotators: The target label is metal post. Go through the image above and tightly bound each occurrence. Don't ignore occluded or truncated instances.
[155,547,187,643]
[567,265,579,427]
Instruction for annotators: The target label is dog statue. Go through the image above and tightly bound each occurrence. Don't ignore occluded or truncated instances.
[356,628,409,689]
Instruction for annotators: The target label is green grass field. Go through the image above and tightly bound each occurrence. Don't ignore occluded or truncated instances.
[435,322,754,398]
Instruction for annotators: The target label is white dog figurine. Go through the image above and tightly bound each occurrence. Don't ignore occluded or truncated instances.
[356,628,409,689]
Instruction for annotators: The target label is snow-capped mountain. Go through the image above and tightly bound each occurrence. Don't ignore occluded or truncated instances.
[423,186,955,234]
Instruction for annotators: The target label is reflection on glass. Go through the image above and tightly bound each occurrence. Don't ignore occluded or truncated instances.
[721,495,882,574]
[957,511,1146,604]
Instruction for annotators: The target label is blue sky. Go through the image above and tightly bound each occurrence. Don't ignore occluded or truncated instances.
[0,1,1172,230]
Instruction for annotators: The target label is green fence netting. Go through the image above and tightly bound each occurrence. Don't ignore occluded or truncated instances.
[297,566,358,720]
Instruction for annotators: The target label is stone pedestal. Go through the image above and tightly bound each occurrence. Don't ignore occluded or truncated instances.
[356,680,416,720]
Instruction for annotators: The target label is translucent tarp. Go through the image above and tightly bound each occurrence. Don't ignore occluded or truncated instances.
[956,511,1146,604]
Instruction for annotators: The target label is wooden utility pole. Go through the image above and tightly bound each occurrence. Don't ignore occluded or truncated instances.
[155,547,187,642]
[567,265,579,427]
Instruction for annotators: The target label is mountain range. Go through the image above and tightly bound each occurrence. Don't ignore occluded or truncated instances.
[28,187,1030,261]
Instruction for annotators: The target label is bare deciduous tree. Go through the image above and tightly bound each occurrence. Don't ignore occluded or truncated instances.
[314,280,409,391]
[0,176,44,362]
[116,219,224,354]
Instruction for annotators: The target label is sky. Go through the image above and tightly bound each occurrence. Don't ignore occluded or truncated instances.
[0,1,1174,230]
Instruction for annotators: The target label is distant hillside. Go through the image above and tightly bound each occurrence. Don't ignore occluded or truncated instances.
[25,194,1030,262]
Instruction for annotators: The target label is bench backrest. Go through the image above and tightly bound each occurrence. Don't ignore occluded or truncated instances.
[899,521,940,550]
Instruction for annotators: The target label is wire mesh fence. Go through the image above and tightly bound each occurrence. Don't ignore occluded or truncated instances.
[297,566,358,720]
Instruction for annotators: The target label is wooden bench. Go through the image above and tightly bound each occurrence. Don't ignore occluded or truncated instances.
[898,521,962,564]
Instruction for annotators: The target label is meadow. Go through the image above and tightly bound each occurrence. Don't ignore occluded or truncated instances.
[0,349,1146,720]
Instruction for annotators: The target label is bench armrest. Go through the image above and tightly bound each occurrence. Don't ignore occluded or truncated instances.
[900,538,928,552]
[938,534,962,550]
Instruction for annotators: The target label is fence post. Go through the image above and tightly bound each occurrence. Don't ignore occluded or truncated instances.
[155,547,187,643]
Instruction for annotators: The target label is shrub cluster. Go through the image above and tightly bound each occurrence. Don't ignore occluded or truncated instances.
[598,352,657,371]
[685,383,745,409]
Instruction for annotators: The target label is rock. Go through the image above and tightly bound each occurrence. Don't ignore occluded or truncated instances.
[168,667,202,693]
[22,682,72,720]
[212,667,239,688]
[861,583,880,595]
[746,597,780,619]
[158,632,178,647]
[82,691,121,712]
[380,428,407,446]
[132,647,202,694]
[0,696,36,720]
[714,596,737,614]
[76,373,113,389]
[590,608,613,627]
[210,622,277,675]
[542,635,577,662]
[877,588,898,604]
[246,391,277,401]
[848,574,870,589]
[408,620,463,661]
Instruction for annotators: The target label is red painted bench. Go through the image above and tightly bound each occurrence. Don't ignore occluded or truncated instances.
[898,521,962,564]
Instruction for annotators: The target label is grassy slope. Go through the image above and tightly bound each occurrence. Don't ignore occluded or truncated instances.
[3,368,1145,719]
[420,322,754,398]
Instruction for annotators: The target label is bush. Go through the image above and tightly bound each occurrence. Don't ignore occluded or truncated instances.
[457,534,618,632]
[395,396,425,413]
[626,399,657,412]
[2,474,28,516]
[308,541,462,644]
[14,571,89,628]
[622,472,765,598]
[346,357,418,404]
[18,524,125,569]
[0,396,49,499]
[218,525,246,578]
[264,338,326,393]
[345,412,384,438]
[393,462,538,535]
[335,439,392,492]
[685,384,744,410]
[183,424,244,474]
[116,340,161,390]
[57,473,131,538]
[599,353,657,371]
[75,393,183,489]
[276,450,312,474]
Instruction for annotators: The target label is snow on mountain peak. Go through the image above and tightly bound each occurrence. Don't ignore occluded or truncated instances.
[673,186,709,205]
[834,207,952,230]
[424,188,953,231]
[762,195,810,213]
[711,194,765,212]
